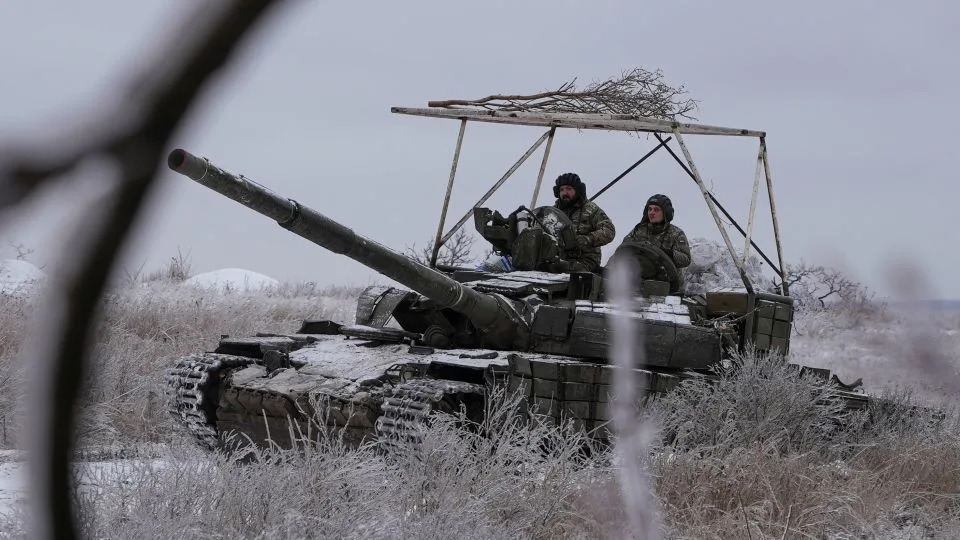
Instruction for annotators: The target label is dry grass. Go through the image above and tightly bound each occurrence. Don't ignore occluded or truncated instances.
[648,352,960,538]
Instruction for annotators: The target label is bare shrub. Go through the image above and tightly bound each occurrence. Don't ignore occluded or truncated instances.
[143,248,193,283]
[406,227,477,267]
[684,241,885,326]
[778,261,886,324]
[7,241,35,263]
[652,350,848,458]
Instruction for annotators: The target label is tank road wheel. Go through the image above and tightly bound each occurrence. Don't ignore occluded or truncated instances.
[165,353,257,450]
[375,378,485,453]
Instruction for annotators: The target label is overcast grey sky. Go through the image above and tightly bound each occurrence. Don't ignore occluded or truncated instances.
[1,1,957,299]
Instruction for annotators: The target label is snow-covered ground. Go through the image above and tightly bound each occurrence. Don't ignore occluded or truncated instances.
[0,259,45,298]
[0,457,169,519]
[0,459,26,517]
[183,268,280,292]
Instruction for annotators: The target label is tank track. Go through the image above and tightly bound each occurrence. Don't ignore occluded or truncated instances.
[165,353,258,449]
[375,378,484,451]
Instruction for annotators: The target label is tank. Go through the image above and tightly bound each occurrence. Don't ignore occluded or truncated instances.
[165,148,868,451]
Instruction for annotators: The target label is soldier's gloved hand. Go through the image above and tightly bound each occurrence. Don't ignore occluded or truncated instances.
[547,258,572,273]
[575,235,591,249]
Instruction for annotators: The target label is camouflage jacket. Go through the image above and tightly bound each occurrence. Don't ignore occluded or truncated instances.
[554,199,616,271]
[621,222,691,269]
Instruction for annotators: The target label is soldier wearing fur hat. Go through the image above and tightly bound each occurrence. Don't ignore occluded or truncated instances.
[551,172,616,273]
[621,193,691,273]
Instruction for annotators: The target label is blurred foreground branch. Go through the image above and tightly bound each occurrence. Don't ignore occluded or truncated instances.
[0,2,286,538]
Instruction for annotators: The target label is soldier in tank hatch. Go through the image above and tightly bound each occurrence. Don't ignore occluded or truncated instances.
[551,173,616,273]
[620,193,691,274]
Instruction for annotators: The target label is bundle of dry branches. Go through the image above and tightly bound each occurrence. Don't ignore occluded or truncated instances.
[427,67,698,120]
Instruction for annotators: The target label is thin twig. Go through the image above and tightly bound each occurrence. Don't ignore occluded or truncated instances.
[739,496,754,540]
[781,504,793,540]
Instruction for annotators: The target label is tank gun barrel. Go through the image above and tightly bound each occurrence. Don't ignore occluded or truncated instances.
[167,149,513,332]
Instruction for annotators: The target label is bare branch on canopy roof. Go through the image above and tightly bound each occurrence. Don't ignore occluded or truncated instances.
[427,67,698,120]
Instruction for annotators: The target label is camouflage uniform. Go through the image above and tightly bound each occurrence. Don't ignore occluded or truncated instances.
[552,173,616,273]
[622,222,691,268]
[621,194,691,270]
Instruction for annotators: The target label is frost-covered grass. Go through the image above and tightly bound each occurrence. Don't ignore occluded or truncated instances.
[3,356,958,539]
[649,351,960,538]
[0,393,617,539]
[77,397,614,539]
[2,279,960,538]
[0,281,359,448]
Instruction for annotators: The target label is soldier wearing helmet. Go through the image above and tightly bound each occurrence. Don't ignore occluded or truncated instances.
[621,193,691,275]
[551,172,616,273]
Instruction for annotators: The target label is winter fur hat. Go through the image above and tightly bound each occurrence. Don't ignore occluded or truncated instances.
[553,172,586,199]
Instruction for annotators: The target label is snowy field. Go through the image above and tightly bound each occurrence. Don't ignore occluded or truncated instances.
[0,260,45,299]
[0,456,26,518]
[1,258,959,538]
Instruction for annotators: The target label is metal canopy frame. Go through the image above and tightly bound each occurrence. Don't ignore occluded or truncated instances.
[392,107,765,137]
[391,106,787,295]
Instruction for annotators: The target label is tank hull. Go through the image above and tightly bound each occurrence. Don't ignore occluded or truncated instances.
[167,325,870,451]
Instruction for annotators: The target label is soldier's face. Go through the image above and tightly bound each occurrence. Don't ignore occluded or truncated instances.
[647,204,664,224]
[559,185,577,200]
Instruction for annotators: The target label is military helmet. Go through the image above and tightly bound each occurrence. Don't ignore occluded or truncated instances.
[642,193,674,223]
[553,172,586,199]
